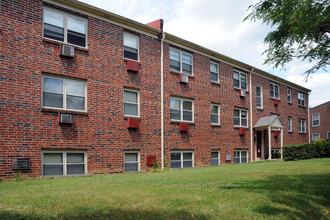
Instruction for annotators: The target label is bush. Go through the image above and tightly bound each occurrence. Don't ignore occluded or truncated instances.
[283,139,330,161]
[271,151,281,159]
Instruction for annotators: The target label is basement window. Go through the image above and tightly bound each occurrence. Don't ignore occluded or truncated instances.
[170,151,193,169]
[234,150,247,164]
[124,152,140,172]
[42,151,86,176]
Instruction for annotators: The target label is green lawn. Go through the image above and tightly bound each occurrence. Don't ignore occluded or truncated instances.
[1,159,329,220]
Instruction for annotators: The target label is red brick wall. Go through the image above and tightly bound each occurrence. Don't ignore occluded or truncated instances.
[0,0,310,179]
[0,0,162,179]
[310,102,330,140]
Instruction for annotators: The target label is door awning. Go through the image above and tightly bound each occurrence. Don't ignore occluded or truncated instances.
[254,115,283,129]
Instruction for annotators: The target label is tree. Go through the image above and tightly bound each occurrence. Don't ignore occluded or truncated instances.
[244,0,330,76]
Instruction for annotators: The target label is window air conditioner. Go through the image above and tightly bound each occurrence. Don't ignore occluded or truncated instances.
[61,44,75,57]
[58,113,74,124]
[180,74,188,83]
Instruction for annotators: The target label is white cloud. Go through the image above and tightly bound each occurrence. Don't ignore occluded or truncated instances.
[80,0,329,107]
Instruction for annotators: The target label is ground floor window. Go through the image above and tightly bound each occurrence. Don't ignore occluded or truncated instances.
[211,151,220,166]
[170,151,193,169]
[234,150,247,164]
[42,151,86,176]
[124,152,140,172]
[312,133,320,141]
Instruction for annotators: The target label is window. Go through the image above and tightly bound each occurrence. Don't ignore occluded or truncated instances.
[298,119,306,133]
[233,70,247,90]
[43,8,87,47]
[298,92,305,106]
[256,85,263,109]
[234,150,248,164]
[170,48,193,75]
[271,149,280,154]
[123,32,139,61]
[312,133,320,141]
[124,89,139,117]
[270,82,280,99]
[42,151,86,176]
[234,108,248,127]
[211,104,220,125]
[327,131,330,139]
[288,117,292,132]
[271,149,281,159]
[211,151,220,166]
[210,61,219,83]
[170,151,193,169]
[287,88,292,103]
[312,113,320,127]
[42,75,86,111]
[124,152,139,172]
[170,97,193,122]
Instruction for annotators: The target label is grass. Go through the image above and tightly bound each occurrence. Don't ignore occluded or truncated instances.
[0,158,329,220]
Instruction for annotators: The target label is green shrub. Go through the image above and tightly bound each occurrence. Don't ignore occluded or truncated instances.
[283,139,330,161]
[271,151,281,159]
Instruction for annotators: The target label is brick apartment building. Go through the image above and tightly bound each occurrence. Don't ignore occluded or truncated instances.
[0,0,310,179]
[310,101,330,141]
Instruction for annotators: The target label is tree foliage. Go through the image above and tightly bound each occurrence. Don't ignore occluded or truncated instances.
[244,0,330,75]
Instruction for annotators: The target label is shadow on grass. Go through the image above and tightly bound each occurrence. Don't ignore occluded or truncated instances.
[219,174,330,219]
[0,206,210,220]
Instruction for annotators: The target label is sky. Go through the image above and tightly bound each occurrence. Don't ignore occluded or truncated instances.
[80,0,330,107]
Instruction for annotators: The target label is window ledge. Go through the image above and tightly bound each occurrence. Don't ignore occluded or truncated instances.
[42,38,89,52]
[211,81,221,86]
[211,124,221,127]
[234,87,249,93]
[170,121,194,125]
[288,131,292,133]
[270,98,280,100]
[234,126,249,130]
[299,105,306,108]
[124,116,140,120]
[41,108,88,115]
[124,58,140,63]
[170,70,194,78]
[288,102,292,105]
[257,108,263,111]
[42,173,92,179]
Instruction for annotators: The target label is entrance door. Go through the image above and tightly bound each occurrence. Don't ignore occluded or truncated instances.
[257,131,262,158]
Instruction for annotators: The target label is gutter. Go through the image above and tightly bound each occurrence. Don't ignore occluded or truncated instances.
[160,32,165,170]
[249,68,254,162]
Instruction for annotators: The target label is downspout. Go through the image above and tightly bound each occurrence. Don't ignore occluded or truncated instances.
[249,68,254,162]
[160,32,166,170]
[308,91,311,143]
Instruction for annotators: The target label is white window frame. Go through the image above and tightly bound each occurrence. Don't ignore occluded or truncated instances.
[42,74,87,112]
[211,150,220,166]
[298,119,306,133]
[42,150,87,176]
[169,48,193,75]
[271,149,280,154]
[123,32,139,61]
[312,113,320,127]
[233,70,248,90]
[210,61,219,83]
[298,92,305,107]
[123,88,140,117]
[287,88,292,103]
[256,84,263,109]
[288,117,292,132]
[270,82,280,99]
[211,103,220,125]
[170,151,194,169]
[234,108,248,128]
[234,150,248,164]
[43,7,88,48]
[124,151,140,172]
[170,97,194,123]
[327,131,330,139]
[312,133,320,141]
